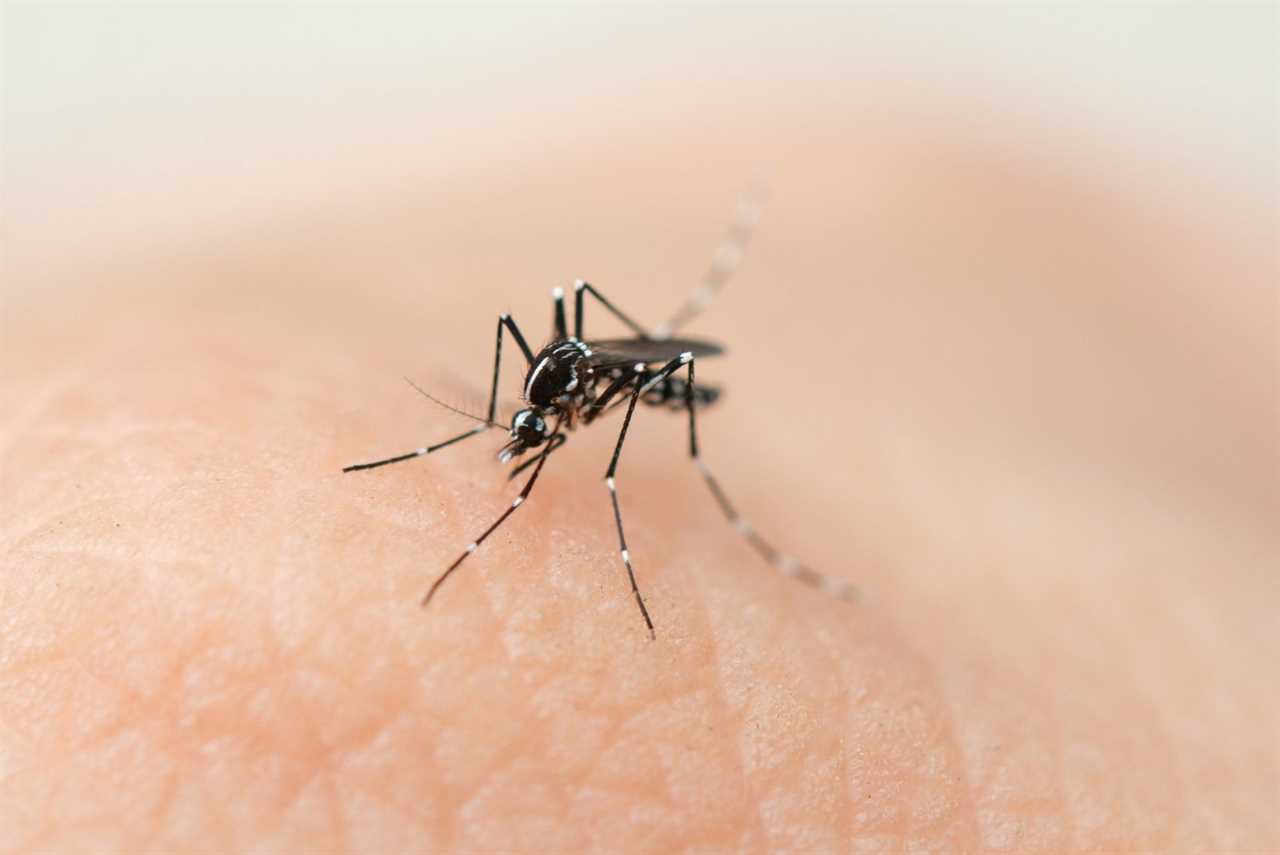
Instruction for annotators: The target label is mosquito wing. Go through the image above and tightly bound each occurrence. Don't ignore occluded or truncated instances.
[584,336,724,369]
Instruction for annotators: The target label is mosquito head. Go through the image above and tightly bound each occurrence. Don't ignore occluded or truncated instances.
[499,407,550,462]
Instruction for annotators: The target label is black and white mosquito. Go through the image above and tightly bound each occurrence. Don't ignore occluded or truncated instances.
[343,198,855,638]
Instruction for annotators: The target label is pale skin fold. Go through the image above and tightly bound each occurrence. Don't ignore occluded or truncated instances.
[2,106,1276,852]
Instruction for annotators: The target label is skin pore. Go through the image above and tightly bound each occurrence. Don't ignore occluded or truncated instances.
[2,105,1276,852]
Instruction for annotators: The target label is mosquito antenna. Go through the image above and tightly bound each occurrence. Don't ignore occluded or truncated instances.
[653,183,769,339]
[403,377,496,427]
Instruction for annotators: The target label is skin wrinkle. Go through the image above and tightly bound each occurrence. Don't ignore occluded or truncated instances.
[768,601,860,849]
[1125,683,1185,850]
[1043,691,1073,849]
[565,680,690,813]
[462,649,571,845]
[5,102,1277,851]
[473,471,757,844]
[1142,594,1261,846]
[539,674,698,813]
[812,624,858,853]
[781,629,853,850]
[77,494,329,846]
[577,680,725,847]
[839,622,967,849]
[694,566,772,850]
[909,657,982,850]
[656,590,776,847]
[832,636,892,853]
[890,447,1269,839]
[433,593,562,848]
[144,747,182,840]
[828,638,855,852]
[49,373,890,855]
[326,773,352,855]
[1066,675,1176,849]
[347,707,452,844]
[947,647,1105,849]
[476,715,575,845]
[711,573,931,849]
[260,678,341,828]
[944,663,1071,850]
[150,640,257,840]
[906,714,968,848]
[0,708,56,843]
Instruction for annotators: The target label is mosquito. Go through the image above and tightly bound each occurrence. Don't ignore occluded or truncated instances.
[343,196,855,638]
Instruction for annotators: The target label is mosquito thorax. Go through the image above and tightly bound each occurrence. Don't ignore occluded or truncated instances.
[523,339,594,408]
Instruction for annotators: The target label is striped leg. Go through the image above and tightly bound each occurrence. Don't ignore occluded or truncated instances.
[653,186,767,339]
[683,357,857,602]
[506,433,565,480]
[343,314,533,472]
[342,422,490,472]
[551,286,568,339]
[603,360,675,639]
[422,425,557,607]
[574,280,650,340]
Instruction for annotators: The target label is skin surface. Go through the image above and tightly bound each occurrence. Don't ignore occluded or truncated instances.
[2,104,1277,852]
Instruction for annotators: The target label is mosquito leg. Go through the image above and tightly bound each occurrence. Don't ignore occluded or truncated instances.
[507,433,565,480]
[653,187,767,339]
[342,424,491,472]
[603,363,661,638]
[551,286,568,339]
[598,368,700,418]
[423,423,558,607]
[343,313,533,472]
[581,370,643,425]
[681,356,857,601]
[573,280,650,340]
[491,314,534,421]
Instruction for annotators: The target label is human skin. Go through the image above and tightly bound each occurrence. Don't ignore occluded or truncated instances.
[2,105,1276,852]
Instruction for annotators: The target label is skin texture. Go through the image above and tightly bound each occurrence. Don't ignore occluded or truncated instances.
[2,104,1277,852]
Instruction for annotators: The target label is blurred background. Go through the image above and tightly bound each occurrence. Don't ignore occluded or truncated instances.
[8,5,1275,247]
[3,6,1277,850]
[7,6,1275,597]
